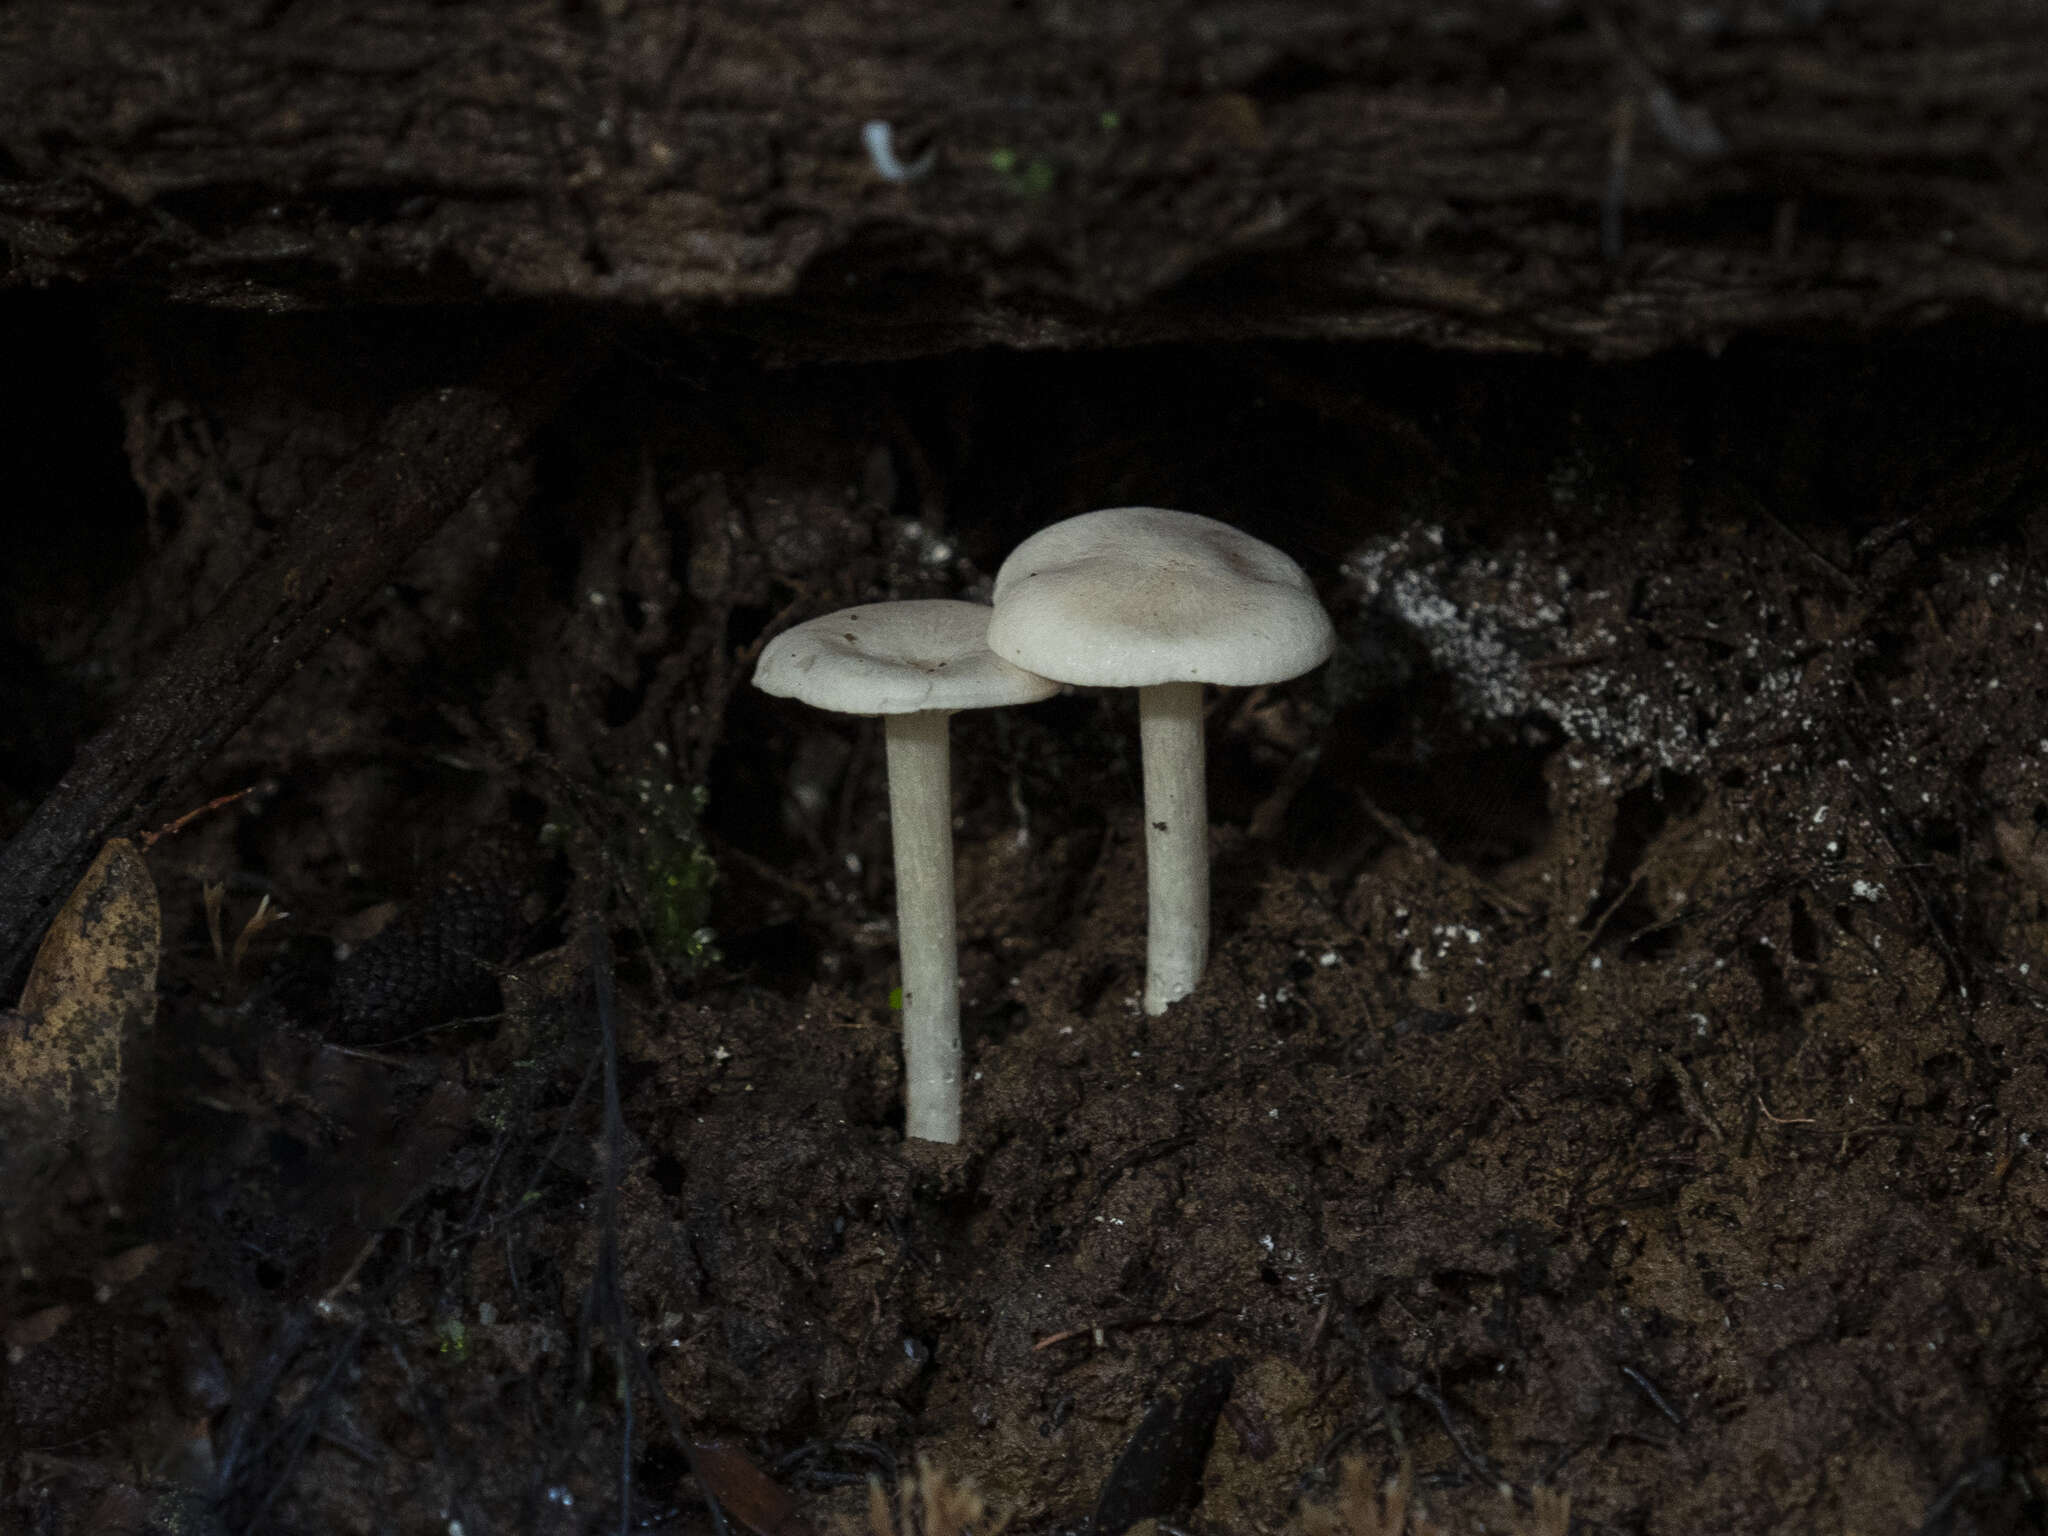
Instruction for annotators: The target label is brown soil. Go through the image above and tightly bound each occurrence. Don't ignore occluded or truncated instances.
[2,305,2045,1534]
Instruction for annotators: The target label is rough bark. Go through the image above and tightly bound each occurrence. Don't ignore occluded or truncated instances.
[3,3,2046,359]
[0,319,600,992]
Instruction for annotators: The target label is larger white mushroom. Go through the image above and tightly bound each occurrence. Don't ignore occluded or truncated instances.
[989,508,1334,1014]
[754,600,1057,1143]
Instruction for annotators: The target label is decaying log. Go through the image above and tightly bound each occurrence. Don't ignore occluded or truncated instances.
[4,3,2048,359]
[0,321,601,991]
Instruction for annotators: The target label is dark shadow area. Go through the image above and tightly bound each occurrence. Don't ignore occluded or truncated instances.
[5,308,2048,1534]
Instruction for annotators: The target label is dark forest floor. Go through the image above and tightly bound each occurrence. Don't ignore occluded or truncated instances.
[2,305,2045,1535]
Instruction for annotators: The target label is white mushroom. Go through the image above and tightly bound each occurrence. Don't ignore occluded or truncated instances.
[754,600,1057,1142]
[989,508,1334,1014]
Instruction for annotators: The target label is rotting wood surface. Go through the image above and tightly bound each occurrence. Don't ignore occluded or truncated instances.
[3,3,2047,358]
[0,320,602,995]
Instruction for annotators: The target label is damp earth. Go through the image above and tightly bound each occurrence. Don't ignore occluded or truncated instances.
[1,310,2045,1534]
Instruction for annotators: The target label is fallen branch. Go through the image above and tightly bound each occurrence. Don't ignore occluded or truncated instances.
[0,320,604,990]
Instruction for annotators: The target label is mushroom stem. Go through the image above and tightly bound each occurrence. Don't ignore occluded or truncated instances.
[883,708,961,1142]
[1138,680,1208,1014]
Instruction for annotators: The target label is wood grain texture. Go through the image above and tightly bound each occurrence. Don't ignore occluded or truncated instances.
[4,3,2048,356]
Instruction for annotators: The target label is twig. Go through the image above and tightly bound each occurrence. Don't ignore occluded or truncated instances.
[215,1312,313,1486]
[587,916,734,1536]
[1917,1456,2011,1534]
[0,318,605,994]
[1033,1309,1214,1353]
[237,1319,371,1536]
[1033,1326,1097,1352]
[1409,1379,1514,1499]
[1756,1094,1815,1126]
[378,1326,477,1536]
[1355,791,1532,919]
[1619,1364,1687,1431]
[1659,1049,1725,1143]
[1756,503,1861,593]
[138,783,259,850]
[1575,871,1644,963]
[1302,1293,1334,1367]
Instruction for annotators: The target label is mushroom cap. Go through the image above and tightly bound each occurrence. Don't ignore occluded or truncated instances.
[989,507,1335,688]
[753,599,1060,716]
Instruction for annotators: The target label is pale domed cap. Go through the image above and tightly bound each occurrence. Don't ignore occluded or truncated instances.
[989,507,1335,689]
[754,599,1060,716]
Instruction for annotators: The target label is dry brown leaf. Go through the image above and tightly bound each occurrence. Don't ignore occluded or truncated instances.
[0,838,160,1138]
[689,1439,814,1536]
[866,1458,1009,1536]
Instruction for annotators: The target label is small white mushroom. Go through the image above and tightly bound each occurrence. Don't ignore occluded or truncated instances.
[754,600,1057,1142]
[989,508,1334,1014]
